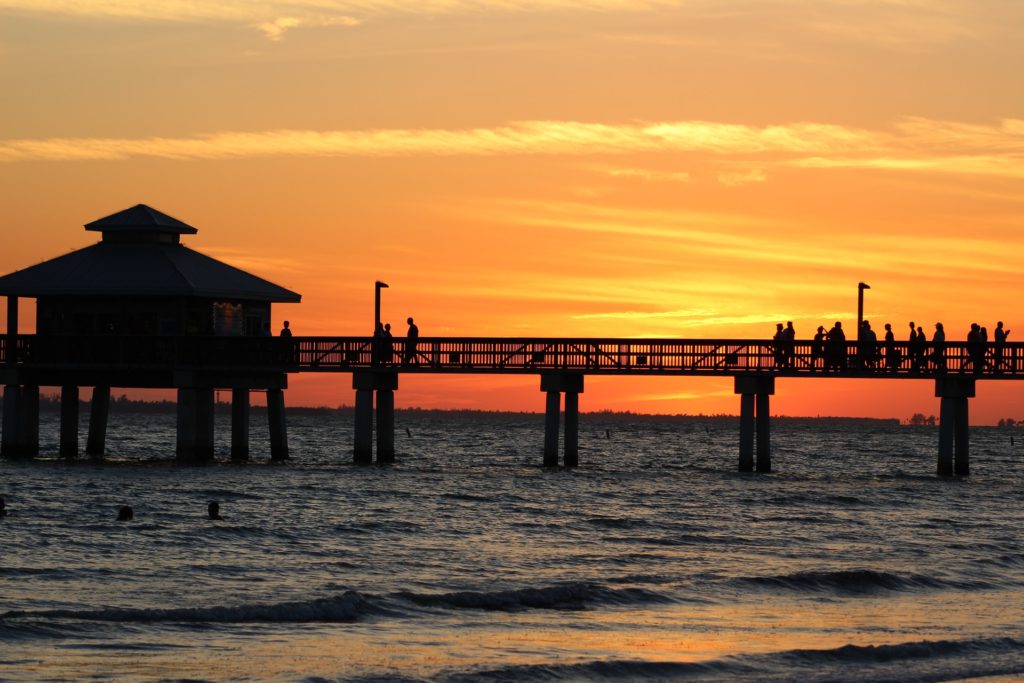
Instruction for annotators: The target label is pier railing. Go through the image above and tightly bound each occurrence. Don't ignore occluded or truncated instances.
[3,335,1024,379]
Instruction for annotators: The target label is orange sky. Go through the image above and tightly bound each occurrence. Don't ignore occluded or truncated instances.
[1,1,1023,423]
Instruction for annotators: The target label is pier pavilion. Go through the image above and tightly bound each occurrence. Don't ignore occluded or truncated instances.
[0,204,300,461]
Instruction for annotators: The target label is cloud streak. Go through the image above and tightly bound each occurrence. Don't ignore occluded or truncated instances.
[1,118,1022,180]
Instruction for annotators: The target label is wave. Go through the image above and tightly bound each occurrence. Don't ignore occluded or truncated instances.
[443,636,1024,682]
[393,582,674,612]
[733,568,995,594]
[1,590,381,625]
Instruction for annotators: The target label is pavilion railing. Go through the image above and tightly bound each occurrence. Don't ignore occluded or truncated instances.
[2,335,1023,378]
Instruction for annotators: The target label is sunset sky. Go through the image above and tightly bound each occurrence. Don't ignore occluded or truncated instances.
[2,0,1023,422]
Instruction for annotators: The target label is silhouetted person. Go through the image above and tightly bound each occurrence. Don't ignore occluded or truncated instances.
[912,324,927,371]
[858,321,878,370]
[383,323,394,365]
[208,502,223,520]
[259,322,272,338]
[811,326,826,367]
[967,323,983,374]
[772,323,785,367]
[932,323,946,371]
[372,322,385,366]
[884,323,898,371]
[826,321,846,370]
[784,322,796,367]
[404,317,419,366]
[994,321,1010,372]
[280,321,292,337]
[117,505,133,522]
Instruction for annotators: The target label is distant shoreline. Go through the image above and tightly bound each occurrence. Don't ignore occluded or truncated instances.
[2,395,910,425]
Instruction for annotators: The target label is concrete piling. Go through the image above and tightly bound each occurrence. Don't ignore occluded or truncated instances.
[353,388,374,465]
[935,378,973,477]
[60,385,79,458]
[267,388,289,461]
[735,376,774,473]
[86,386,110,456]
[231,388,250,461]
[540,373,584,467]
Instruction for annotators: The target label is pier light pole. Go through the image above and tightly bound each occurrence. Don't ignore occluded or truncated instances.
[374,280,389,332]
[857,282,870,341]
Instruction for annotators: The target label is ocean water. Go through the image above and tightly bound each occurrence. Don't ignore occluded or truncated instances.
[1,410,1023,682]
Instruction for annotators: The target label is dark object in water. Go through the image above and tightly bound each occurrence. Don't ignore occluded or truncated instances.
[406,427,413,438]
[0,497,6,517]
[605,430,611,440]
[208,502,223,520]
[117,505,134,522]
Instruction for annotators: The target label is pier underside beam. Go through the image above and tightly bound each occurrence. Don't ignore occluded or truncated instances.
[735,376,775,473]
[86,386,110,456]
[936,378,974,477]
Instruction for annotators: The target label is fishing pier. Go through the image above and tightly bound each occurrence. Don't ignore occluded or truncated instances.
[1,205,1020,476]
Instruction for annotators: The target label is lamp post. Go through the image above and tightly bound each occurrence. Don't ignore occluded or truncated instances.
[374,280,389,332]
[857,282,871,340]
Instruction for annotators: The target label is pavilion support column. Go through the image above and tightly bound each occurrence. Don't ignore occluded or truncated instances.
[231,388,250,462]
[564,391,580,468]
[267,388,289,461]
[375,389,395,465]
[735,376,774,473]
[194,387,215,462]
[353,389,374,465]
[86,386,110,457]
[935,378,974,477]
[19,385,39,457]
[541,374,584,467]
[176,387,198,461]
[60,385,79,458]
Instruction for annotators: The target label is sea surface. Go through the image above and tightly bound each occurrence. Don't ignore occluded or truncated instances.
[1,410,1023,682]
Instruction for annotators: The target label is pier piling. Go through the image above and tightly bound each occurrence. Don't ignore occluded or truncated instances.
[353,388,373,465]
[86,386,110,456]
[1,385,20,457]
[231,388,250,461]
[60,385,79,458]
[352,371,397,465]
[735,376,774,473]
[267,388,289,461]
[540,373,584,467]
[195,387,215,461]
[935,378,973,476]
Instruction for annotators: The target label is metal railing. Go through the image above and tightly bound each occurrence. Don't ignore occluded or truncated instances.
[2,334,1024,379]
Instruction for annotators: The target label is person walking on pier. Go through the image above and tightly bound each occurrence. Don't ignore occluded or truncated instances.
[825,321,846,370]
[383,323,395,365]
[994,321,1010,372]
[884,323,899,371]
[772,323,785,368]
[811,326,826,368]
[967,323,984,374]
[858,321,878,370]
[404,317,419,366]
[784,322,796,368]
[931,322,947,371]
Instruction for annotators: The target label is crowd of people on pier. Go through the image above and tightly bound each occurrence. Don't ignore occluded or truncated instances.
[773,320,1012,373]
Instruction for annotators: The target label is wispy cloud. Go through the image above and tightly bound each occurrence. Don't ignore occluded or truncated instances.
[2,117,1022,181]
[0,120,880,161]
[255,15,360,41]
